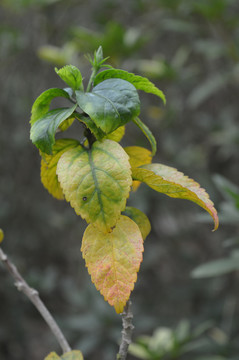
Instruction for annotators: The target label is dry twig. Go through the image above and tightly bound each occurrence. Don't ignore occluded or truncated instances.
[117,300,134,360]
[0,246,71,354]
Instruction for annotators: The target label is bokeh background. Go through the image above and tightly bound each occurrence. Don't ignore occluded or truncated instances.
[1,0,239,359]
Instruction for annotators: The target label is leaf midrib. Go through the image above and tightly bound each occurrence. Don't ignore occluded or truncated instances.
[88,148,106,226]
[92,91,120,119]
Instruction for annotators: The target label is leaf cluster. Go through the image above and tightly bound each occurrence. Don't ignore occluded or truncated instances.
[30,47,218,313]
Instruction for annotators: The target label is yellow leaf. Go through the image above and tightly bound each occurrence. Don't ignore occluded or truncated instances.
[123,207,151,240]
[83,126,125,147]
[41,139,79,200]
[104,126,125,142]
[45,352,60,360]
[124,146,152,168]
[81,215,144,313]
[45,351,84,360]
[124,146,152,191]
[57,140,132,232]
[0,229,4,243]
[58,116,75,132]
[62,350,84,360]
[132,164,219,231]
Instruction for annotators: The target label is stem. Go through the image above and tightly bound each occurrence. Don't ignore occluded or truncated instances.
[132,117,157,156]
[0,246,71,354]
[86,67,98,92]
[117,300,134,360]
[84,127,96,148]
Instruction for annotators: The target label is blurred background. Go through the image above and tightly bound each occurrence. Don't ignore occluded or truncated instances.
[1,0,239,359]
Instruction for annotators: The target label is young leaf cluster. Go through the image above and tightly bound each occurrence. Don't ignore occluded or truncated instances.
[30,47,218,313]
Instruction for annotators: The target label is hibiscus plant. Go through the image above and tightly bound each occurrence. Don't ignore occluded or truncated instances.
[22,46,219,359]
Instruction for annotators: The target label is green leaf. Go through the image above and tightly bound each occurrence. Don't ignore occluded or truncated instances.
[57,139,132,232]
[55,65,83,91]
[30,105,77,154]
[30,88,70,125]
[132,164,219,231]
[122,207,151,240]
[81,215,143,313]
[94,69,166,105]
[192,257,239,278]
[75,78,140,134]
[41,139,79,200]
[74,113,105,140]
[45,350,84,360]
[132,117,157,156]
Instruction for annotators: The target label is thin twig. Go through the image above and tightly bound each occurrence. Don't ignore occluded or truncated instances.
[117,300,134,360]
[0,246,71,354]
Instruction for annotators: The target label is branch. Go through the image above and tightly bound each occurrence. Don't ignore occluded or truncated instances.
[0,246,71,354]
[117,300,134,360]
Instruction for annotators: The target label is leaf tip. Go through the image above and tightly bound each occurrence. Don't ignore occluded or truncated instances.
[114,302,125,314]
[161,91,166,104]
[212,213,219,232]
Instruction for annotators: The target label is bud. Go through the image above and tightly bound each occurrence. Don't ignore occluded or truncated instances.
[94,46,103,64]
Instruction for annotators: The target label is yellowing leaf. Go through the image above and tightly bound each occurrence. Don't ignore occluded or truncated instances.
[122,207,151,240]
[0,229,4,243]
[61,350,84,360]
[45,352,60,360]
[58,116,75,132]
[104,126,125,142]
[81,215,144,313]
[41,139,79,200]
[45,351,84,360]
[57,140,132,232]
[124,146,152,191]
[124,146,152,168]
[83,125,125,147]
[132,181,141,192]
[132,164,219,231]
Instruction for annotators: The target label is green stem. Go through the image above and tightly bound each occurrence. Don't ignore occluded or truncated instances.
[86,67,98,92]
[84,127,96,148]
[132,117,157,156]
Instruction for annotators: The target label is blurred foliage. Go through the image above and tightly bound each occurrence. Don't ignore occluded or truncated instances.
[38,22,147,67]
[129,319,238,360]
[1,0,239,359]
[192,176,239,278]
